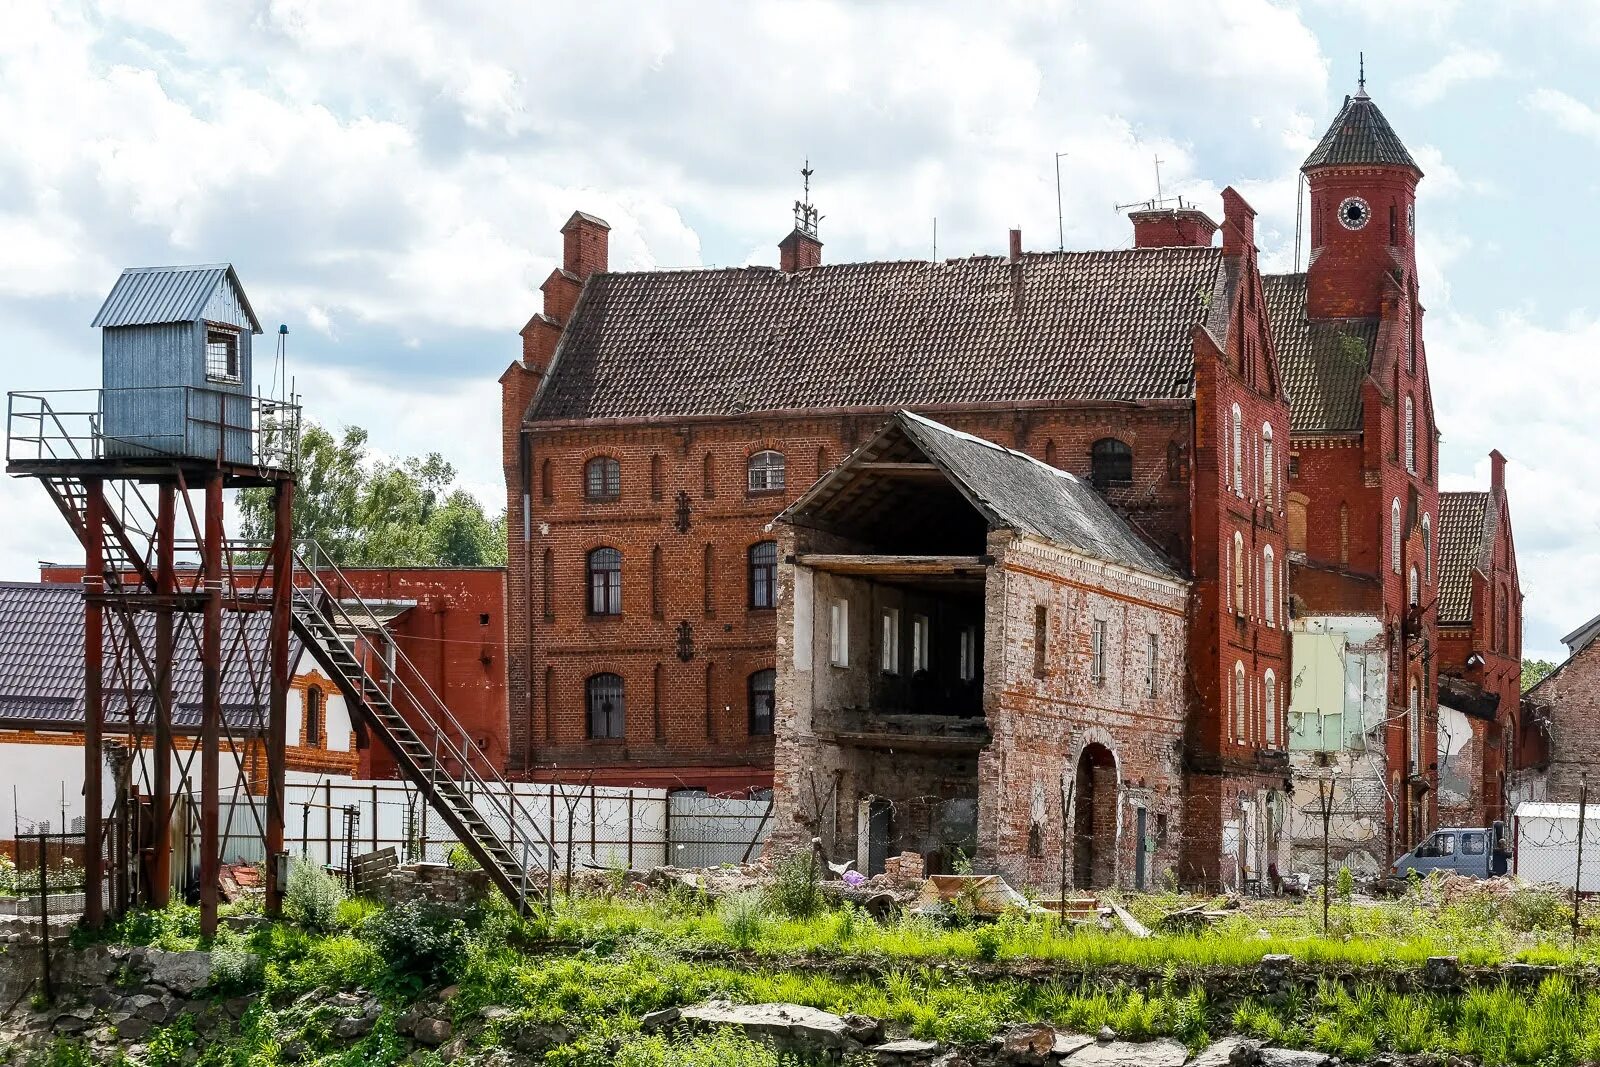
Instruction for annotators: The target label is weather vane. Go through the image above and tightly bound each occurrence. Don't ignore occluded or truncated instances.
[1359,51,1366,93]
[794,159,821,238]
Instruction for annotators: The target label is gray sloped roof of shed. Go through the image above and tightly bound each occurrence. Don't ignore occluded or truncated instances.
[0,582,292,732]
[526,247,1228,422]
[91,264,263,334]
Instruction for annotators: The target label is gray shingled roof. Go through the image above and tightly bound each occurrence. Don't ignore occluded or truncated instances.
[527,248,1226,422]
[1302,91,1420,172]
[1437,492,1489,625]
[91,264,262,333]
[1264,273,1374,434]
[0,583,292,731]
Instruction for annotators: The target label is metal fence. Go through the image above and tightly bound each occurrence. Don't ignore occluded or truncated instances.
[203,779,773,877]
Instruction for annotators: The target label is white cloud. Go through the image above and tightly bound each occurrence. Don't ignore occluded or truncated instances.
[1401,47,1503,106]
[1526,87,1600,141]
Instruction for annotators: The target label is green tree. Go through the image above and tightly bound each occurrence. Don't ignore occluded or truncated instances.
[239,422,506,567]
[1522,658,1558,692]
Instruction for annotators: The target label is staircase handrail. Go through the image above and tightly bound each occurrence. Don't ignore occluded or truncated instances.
[290,540,554,875]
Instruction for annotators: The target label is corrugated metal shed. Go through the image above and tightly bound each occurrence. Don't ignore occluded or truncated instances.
[91,264,262,334]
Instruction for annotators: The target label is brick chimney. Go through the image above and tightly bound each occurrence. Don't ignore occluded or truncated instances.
[562,211,610,280]
[1008,227,1022,262]
[1220,187,1256,257]
[779,227,823,272]
[1129,208,1218,249]
[1490,449,1506,496]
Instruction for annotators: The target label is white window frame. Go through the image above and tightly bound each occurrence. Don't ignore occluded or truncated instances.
[1234,661,1246,742]
[1091,619,1107,685]
[1391,498,1402,574]
[829,598,849,667]
[1405,396,1416,474]
[1262,423,1274,508]
[1263,545,1276,627]
[1231,402,1243,497]
[1233,532,1246,616]
[912,614,931,672]
[1265,669,1278,748]
[747,450,787,493]
[880,608,901,674]
[1409,565,1420,608]
[1422,513,1432,584]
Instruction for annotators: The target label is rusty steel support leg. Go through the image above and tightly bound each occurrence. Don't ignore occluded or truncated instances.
[151,483,175,907]
[200,473,223,939]
[83,478,106,929]
[266,479,294,917]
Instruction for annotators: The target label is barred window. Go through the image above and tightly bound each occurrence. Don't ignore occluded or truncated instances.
[586,673,625,739]
[748,668,775,736]
[1090,438,1133,489]
[748,541,777,609]
[748,450,786,492]
[205,329,240,383]
[587,547,622,615]
[305,686,323,747]
[584,457,621,501]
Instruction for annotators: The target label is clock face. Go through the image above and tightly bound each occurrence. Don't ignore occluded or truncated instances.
[1407,202,1415,235]
[1339,196,1372,231]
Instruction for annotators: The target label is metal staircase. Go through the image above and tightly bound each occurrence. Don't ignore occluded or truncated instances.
[289,545,554,913]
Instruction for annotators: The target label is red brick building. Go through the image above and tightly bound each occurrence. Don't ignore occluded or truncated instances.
[502,181,1292,885]
[39,564,506,780]
[1435,453,1522,826]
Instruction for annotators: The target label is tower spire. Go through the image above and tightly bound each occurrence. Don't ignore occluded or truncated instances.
[1356,51,1368,98]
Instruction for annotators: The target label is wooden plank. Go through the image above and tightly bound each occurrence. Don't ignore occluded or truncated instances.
[855,461,946,479]
[795,553,986,576]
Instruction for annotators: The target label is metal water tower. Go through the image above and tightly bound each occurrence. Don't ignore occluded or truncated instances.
[92,264,262,463]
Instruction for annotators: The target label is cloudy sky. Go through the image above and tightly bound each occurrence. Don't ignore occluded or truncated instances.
[0,0,1593,658]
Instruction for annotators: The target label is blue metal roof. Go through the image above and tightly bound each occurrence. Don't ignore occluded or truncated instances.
[91,264,263,334]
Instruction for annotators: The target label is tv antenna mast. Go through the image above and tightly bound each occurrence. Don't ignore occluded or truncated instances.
[1054,151,1068,252]
[1114,154,1190,214]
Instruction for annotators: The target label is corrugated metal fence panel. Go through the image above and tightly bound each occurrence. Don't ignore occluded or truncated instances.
[668,793,773,868]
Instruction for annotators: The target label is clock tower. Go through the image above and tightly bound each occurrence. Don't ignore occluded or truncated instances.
[1303,82,1422,320]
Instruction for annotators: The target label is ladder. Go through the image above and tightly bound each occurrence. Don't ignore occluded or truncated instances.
[289,545,554,913]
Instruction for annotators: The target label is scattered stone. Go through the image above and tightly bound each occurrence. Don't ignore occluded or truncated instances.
[223,914,266,933]
[997,1022,1057,1064]
[439,984,462,1002]
[116,1016,153,1041]
[1096,1026,1116,1043]
[334,1014,377,1040]
[149,950,215,996]
[395,1004,425,1037]
[845,1012,885,1045]
[873,1038,942,1065]
[1258,1050,1332,1067]
[650,1000,870,1055]
[1063,1038,1187,1067]
[1051,1033,1094,1059]
[1189,1036,1260,1067]
[511,1021,574,1054]
[413,1017,454,1047]
[1423,956,1461,989]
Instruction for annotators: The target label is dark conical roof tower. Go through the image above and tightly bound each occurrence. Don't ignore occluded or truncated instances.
[1302,86,1421,174]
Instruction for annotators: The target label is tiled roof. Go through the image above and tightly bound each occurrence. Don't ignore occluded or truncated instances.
[898,413,1182,580]
[91,264,262,333]
[0,582,291,732]
[1437,492,1489,625]
[1302,92,1419,172]
[1264,273,1374,433]
[527,247,1226,422]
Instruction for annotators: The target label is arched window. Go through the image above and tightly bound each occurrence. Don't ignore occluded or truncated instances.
[1287,493,1308,554]
[1263,545,1276,626]
[1230,403,1243,495]
[1262,424,1275,507]
[586,547,622,615]
[649,454,663,502]
[1232,532,1245,616]
[305,686,323,747]
[1421,513,1432,584]
[702,453,717,499]
[748,668,776,736]
[1405,396,1416,474]
[1409,565,1420,608]
[1408,679,1421,774]
[748,541,777,610]
[1391,498,1402,574]
[586,673,625,739]
[1234,662,1246,742]
[1264,670,1277,748]
[584,456,621,501]
[1090,438,1133,489]
[540,459,553,502]
[747,450,786,492]
[1044,440,1058,467]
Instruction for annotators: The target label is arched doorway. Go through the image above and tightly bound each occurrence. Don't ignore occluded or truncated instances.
[1073,743,1119,889]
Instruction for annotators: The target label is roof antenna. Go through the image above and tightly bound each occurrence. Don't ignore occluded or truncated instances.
[1054,151,1068,252]
[1357,51,1368,97]
[794,159,821,238]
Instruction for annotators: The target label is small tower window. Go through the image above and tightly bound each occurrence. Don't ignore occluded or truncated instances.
[1090,438,1133,489]
[305,685,323,747]
[206,329,240,383]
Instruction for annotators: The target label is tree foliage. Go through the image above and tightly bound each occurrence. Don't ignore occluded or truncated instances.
[239,423,505,567]
[1522,658,1558,693]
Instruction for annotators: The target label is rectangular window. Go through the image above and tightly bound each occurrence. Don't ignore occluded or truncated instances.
[829,598,849,667]
[206,329,240,383]
[1033,606,1048,677]
[959,625,979,682]
[912,614,930,672]
[1145,634,1158,697]
[1091,619,1107,685]
[881,608,901,673]
[1461,832,1485,856]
